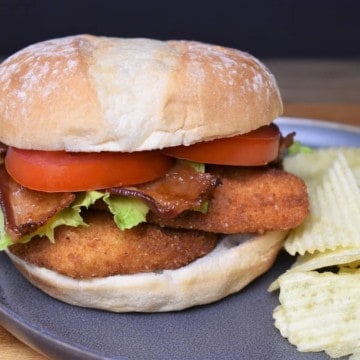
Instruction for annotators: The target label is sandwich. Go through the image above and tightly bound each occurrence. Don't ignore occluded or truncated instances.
[0,35,309,312]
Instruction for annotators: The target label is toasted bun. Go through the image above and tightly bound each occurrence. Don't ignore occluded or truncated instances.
[6,230,287,312]
[0,35,282,152]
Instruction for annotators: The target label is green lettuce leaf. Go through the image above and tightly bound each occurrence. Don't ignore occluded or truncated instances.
[21,207,87,244]
[26,190,110,243]
[0,208,13,251]
[74,190,150,231]
[178,159,205,173]
[102,193,149,230]
[288,141,313,155]
[194,200,209,214]
[72,190,105,210]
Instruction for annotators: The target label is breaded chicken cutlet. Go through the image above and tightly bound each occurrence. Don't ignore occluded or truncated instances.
[10,211,217,278]
[149,165,309,234]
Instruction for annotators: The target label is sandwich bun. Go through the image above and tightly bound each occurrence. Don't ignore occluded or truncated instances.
[0,35,282,152]
[0,35,289,312]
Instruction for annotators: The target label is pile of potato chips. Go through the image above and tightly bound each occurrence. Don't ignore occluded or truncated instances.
[269,148,360,359]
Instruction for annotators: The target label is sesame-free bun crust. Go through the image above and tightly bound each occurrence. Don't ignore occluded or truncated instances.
[6,230,287,312]
[0,35,282,152]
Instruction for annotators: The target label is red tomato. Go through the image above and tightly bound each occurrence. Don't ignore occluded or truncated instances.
[5,148,175,192]
[162,124,280,166]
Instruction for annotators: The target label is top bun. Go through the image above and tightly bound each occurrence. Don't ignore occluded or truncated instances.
[0,35,282,152]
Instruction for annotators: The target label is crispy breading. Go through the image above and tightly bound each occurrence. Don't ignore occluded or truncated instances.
[148,166,309,234]
[9,211,218,278]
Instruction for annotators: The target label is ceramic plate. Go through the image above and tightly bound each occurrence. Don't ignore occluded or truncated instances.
[0,117,359,360]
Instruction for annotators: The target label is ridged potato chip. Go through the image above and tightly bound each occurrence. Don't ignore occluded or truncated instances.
[293,247,360,272]
[268,247,360,291]
[274,271,360,358]
[284,152,360,255]
[284,147,360,187]
[272,147,360,358]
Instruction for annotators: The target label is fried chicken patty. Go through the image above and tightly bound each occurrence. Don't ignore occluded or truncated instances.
[148,166,309,234]
[9,211,218,278]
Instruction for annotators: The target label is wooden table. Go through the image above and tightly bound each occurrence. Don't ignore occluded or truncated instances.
[0,59,359,359]
[267,58,360,127]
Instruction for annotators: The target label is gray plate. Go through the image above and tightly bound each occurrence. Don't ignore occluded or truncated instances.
[0,117,359,360]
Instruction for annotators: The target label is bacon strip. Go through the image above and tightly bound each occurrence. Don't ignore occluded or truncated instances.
[107,162,221,218]
[0,142,7,154]
[0,165,75,242]
[271,132,295,166]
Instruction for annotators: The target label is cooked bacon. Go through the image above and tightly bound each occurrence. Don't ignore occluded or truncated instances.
[107,162,221,218]
[0,165,75,242]
[271,132,295,166]
[0,142,7,156]
[0,143,6,165]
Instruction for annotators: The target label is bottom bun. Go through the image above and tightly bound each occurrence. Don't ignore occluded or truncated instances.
[6,230,287,312]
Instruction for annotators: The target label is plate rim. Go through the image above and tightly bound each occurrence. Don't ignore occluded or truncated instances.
[276,116,360,133]
[0,301,112,359]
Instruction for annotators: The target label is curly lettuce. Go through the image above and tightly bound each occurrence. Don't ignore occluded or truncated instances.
[288,141,313,155]
[103,193,149,230]
[0,208,12,250]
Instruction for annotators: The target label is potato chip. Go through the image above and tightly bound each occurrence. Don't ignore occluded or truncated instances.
[284,147,360,187]
[284,152,360,255]
[274,270,360,358]
[292,247,360,272]
[273,147,360,358]
[268,247,360,291]
[350,352,360,360]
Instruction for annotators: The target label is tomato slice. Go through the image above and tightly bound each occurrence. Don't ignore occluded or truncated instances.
[162,124,281,166]
[5,148,175,192]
